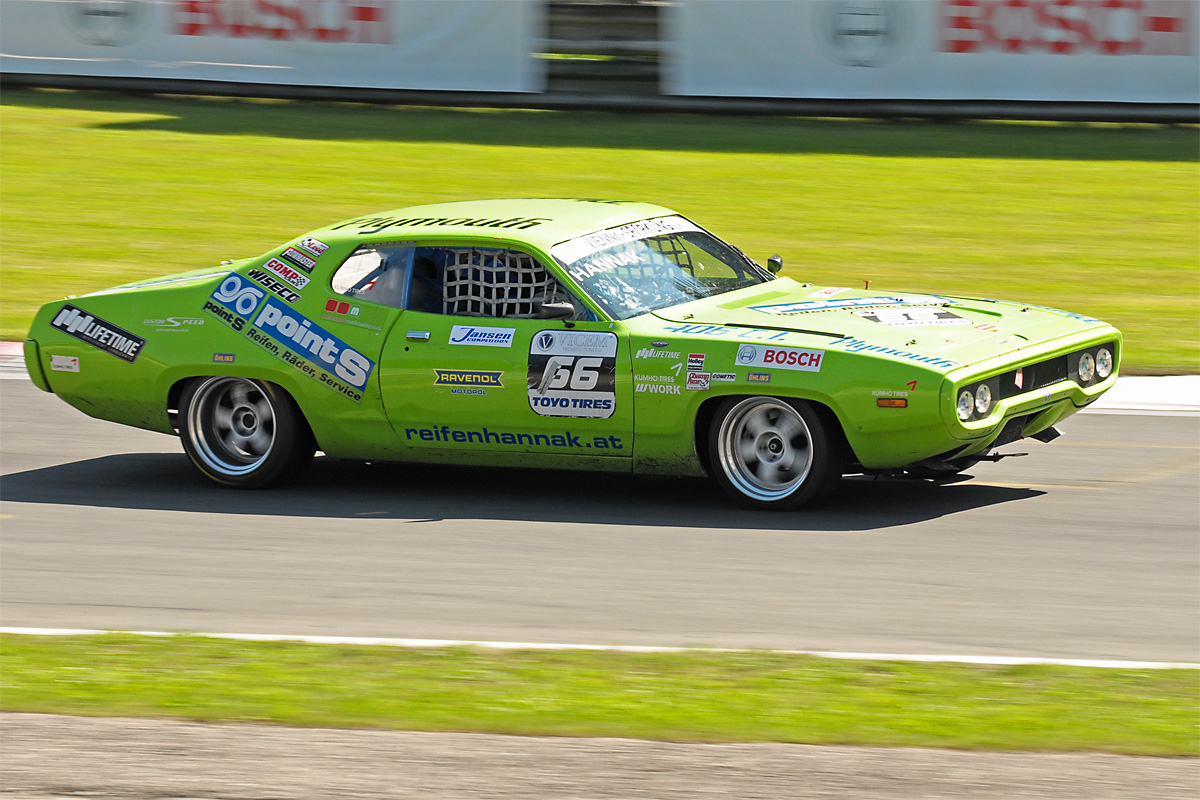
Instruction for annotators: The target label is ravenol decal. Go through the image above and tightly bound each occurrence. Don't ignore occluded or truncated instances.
[249,296,375,401]
[749,297,937,315]
[449,325,516,348]
[262,257,310,290]
[736,345,825,372]
[280,247,317,273]
[50,305,145,363]
[434,370,504,387]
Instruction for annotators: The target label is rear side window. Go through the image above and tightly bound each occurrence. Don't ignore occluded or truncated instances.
[331,243,413,309]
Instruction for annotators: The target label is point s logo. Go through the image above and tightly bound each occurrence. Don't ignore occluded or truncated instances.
[252,297,375,389]
[213,274,265,316]
[736,345,826,373]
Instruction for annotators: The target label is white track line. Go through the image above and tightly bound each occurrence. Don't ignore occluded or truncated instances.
[2,628,1195,670]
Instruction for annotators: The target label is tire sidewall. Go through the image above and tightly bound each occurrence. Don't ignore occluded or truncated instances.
[707,396,838,511]
[180,377,312,489]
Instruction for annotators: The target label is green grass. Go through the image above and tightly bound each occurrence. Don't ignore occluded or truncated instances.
[1,88,1196,369]
[1,634,1196,755]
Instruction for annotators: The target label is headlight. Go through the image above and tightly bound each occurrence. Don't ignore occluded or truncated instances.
[1078,352,1096,383]
[975,383,993,416]
[957,390,975,421]
[1096,348,1113,379]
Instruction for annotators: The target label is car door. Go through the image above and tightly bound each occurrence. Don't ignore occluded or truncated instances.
[375,242,634,458]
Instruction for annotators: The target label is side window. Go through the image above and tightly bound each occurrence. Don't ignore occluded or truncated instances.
[408,246,594,321]
[331,243,413,309]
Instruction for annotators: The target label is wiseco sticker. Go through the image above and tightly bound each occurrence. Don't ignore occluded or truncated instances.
[735,344,825,373]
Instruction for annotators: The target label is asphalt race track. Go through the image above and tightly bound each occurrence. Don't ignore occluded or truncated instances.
[2,378,1197,663]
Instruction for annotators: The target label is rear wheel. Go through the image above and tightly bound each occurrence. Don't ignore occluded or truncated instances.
[180,376,313,488]
[709,396,844,510]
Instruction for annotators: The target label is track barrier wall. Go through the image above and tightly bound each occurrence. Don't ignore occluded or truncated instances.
[1,0,1196,121]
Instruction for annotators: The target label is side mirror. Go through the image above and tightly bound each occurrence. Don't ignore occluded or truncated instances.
[536,301,574,320]
[767,254,783,274]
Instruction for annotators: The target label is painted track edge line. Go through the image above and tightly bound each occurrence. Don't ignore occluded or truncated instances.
[2,628,1196,670]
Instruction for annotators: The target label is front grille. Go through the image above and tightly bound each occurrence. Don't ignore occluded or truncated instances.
[998,356,1067,401]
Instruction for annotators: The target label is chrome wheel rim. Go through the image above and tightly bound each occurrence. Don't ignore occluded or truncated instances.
[717,398,813,502]
[186,377,276,477]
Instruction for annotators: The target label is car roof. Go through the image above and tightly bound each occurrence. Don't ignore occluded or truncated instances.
[310,199,679,250]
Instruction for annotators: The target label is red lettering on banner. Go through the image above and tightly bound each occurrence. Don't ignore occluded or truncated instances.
[941,0,1191,55]
[173,0,391,44]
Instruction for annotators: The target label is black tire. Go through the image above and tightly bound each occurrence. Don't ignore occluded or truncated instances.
[708,396,845,510]
[179,376,313,488]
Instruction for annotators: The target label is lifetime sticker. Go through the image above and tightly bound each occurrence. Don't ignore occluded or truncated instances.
[50,305,144,363]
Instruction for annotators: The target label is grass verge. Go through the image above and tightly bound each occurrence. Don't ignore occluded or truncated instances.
[1,634,1196,755]
[1,89,1196,369]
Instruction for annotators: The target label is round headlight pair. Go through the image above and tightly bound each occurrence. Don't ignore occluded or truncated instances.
[957,383,994,421]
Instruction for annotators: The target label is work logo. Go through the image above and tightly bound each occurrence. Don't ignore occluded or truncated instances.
[736,345,825,373]
[280,247,317,273]
[297,237,329,257]
[449,325,516,348]
[251,296,375,394]
[262,257,310,290]
[434,370,503,387]
[50,305,145,363]
[248,269,302,303]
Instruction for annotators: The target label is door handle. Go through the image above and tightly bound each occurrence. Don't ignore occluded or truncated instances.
[406,331,431,341]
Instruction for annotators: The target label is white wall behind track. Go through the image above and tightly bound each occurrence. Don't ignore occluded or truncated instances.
[0,0,544,93]
[664,0,1198,104]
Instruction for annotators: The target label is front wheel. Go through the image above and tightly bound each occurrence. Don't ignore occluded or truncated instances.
[708,396,845,510]
[180,376,313,488]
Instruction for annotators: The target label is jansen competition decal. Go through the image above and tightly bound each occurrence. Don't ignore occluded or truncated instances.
[50,304,145,362]
[527,330,618,419]
[204,273,375,402]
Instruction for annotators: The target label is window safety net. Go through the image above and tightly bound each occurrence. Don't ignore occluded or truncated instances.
[442,248,558,318]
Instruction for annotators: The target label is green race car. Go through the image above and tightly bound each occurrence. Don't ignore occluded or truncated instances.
[23,199,1121,509]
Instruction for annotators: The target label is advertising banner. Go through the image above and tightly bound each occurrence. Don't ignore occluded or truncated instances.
[664,0,1198,103]
[0,0,544,93]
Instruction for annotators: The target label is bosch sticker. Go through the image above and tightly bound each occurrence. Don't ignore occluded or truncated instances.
[736,345,825,372]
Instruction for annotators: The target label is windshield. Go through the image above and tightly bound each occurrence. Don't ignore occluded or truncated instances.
[549,216,773,320]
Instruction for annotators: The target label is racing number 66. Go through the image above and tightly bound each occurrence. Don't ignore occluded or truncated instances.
[543,356,602,392]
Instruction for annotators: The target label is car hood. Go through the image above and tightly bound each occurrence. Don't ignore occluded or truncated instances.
[650,278,1110,365]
